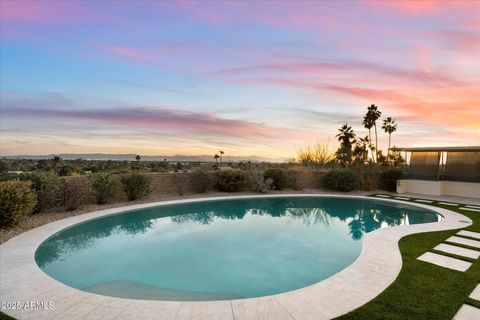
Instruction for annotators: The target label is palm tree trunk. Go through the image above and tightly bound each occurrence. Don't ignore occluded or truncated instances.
[368,128,373,163]
[388,133,391,163]
[374,124,378,163]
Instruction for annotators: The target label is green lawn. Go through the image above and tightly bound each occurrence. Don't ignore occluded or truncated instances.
[336,197,480,320]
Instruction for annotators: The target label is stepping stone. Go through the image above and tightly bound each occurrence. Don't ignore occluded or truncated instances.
[466,205,480,210]
[415,199,433,203]
[458,230,480,240]
[438,202,458,206]
[417,252,471,272]
[460,207,480,213]
[470,283,480,301]
[453,304,480,320]
[433,243,480,259]
[375,195,390,198]
[394,197,410,200]
[446,236,480,249]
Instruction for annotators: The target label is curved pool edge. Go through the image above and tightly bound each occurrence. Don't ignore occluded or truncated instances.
[0,194,472,320]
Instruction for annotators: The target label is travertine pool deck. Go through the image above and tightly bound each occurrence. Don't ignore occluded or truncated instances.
[0,195,471,320]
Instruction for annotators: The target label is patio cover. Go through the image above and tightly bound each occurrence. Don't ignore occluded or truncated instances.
[444,152,480,182]
[407,151,440,180]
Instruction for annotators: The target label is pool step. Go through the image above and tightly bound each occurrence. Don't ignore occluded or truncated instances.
[433,243,480,260]
[446,236,480,249]
[417,252,471,272]
[457,230,480,240]
[453,304,480,320]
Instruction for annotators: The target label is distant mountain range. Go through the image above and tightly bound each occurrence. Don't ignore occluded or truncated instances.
[1,153,288,163]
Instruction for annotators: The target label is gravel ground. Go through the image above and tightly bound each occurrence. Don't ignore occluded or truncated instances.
[0,188,373,245]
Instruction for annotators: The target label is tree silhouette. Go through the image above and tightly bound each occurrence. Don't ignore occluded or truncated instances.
[382,117,398,162]
[362,114,375,162]
[335,124,356,166]
[366,104,382,163]
[213,154,219,164]
[219,150,224,163]
[49,155,62,175]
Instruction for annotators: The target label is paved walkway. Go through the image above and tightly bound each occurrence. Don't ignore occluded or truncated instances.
[372,194,480,319]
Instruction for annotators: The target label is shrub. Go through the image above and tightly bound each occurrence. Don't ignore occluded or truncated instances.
[61,177,93,211]
[379,168,404,192]
[263,168,288,190]
[18,172,60,213]
[249,171,273,193]
[321,169,358,192]
[215,170,249,192]
[0,180,37,227]
[121,174,151,201]
[190,170,213,193]
[90,173,118,204]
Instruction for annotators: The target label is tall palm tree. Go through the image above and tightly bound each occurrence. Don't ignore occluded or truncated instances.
[367,104,382,163]
[362,114,374,162]
[382,117,397,161]
[213,154,220,164]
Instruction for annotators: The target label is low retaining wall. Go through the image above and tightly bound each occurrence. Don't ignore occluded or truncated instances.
[397,179,480,198]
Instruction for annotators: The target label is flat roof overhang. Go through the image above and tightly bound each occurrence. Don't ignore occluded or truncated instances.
[390,146,480,152]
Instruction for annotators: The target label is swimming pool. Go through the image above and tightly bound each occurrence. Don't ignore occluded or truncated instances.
[35,196,441,301]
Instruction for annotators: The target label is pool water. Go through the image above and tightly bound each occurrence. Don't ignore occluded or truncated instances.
[35,196,441,301]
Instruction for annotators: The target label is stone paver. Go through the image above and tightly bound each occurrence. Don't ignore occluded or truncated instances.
[469,283,480,301]
[446,236,480,249]
[433,243,480,259]
[458,230,480,240]
[394,196,410,200]
[466,205,480,210]
[460,207,480,213]
[417,252,471,272]
[438,202,458,206]
[415,199,433,203]
[375,195,391,198]
[453,304,480,320]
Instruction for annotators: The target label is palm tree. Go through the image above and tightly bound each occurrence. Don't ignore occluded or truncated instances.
[219,150,224,163]
[213,154,220,164]
[382,117,397,161]
[362,115,374,162]
[335,124,356,166]
[366,104,382,162]
[135,154,141,162]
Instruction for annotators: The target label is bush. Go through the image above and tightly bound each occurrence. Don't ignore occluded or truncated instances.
[379,168,404,192]
[263,168,288,190]
[215,170,249,192]
[61,177,93,211]
[190,170,213,193]
[248,171,273,193]
[0,180,37,227]
[18,172,60,213]
[90,173,118,204]
[321,169,358,192]
[121,174,151,201]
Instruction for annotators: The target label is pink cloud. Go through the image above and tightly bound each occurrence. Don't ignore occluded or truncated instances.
[366,0,479,15]
[94,43,191,64]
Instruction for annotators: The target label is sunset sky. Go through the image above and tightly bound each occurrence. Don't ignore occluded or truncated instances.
[1,0,479,159]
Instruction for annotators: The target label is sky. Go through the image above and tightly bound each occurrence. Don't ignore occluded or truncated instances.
[0,0,479,159]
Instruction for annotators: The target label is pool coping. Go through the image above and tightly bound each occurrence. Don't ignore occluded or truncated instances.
[0,194,472,320]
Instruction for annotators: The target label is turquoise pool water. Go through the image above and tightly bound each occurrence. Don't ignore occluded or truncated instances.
[35,196,441,301]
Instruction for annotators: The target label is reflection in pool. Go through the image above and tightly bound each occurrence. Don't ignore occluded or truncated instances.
[35,196,441,301]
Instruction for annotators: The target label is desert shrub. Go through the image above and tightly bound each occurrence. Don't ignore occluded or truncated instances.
[18,172,60,213]
[121,174,151,201]
[0,180,37,227]
[263,168,288,190]
[90,173,118,204]
[249,171,273,193]
[379,168,404,192]
[215,170,249,192]
[173,173,188,196]
[190,170,213,193]
[321,169,358,192]
[357,169,378,191]
[61,177,93,211]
